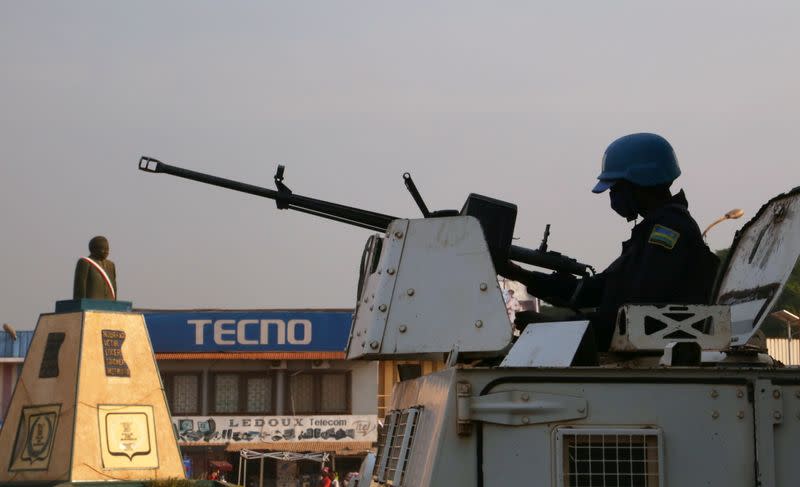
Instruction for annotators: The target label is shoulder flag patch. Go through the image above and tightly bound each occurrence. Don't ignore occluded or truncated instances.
[648,224,680,249]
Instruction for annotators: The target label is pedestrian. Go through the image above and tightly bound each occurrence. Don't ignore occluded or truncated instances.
[319,466,332,487]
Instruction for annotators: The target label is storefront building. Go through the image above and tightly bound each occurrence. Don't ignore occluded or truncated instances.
[0,330,33,428]
[143,308,377,485]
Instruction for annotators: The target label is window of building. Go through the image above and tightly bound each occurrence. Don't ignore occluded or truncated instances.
[246,376,273,413]
[287,372,350,414]
[162,372,202,415]
[321,373,348,413]
[210,372,275,414]
[288,373,315,414]
[214,374,239,413]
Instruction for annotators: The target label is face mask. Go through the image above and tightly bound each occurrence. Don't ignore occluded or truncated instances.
[609,184,638,221]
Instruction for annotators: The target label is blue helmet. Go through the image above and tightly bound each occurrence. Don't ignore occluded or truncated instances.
[592,133,681,193]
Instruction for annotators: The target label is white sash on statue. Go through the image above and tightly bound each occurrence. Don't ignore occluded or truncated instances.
[81,257,116,299]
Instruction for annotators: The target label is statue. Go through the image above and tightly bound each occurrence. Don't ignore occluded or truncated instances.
[73,236,117,300]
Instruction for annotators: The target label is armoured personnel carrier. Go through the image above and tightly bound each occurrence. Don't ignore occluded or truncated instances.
[140,157,800,487]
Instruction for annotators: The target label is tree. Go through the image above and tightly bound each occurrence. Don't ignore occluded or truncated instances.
[717,248,800,337]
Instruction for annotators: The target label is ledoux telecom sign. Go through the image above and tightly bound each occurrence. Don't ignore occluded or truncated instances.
[141,310,353,353]
[172,415,378,445]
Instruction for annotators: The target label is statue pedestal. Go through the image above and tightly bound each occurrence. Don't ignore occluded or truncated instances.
[0,303,184,484]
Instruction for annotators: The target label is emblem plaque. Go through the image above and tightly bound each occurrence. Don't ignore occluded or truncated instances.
[9,404,61,471]
[98,405,159,469]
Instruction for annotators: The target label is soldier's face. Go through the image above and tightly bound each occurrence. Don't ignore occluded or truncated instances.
[609,181,638,221]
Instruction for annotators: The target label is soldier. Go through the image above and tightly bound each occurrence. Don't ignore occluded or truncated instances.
[73,236,117,300]
[502,133,719,351]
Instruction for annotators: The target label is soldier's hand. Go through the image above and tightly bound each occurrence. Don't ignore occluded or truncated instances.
[497,260,525,280]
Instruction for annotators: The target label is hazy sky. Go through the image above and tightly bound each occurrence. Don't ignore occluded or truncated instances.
[1,2,798,328]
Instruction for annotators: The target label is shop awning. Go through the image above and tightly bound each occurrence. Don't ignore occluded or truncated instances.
[155,351,346,360]
[239,450,329,462]
[209,460,234,472]
[225,441,374,455]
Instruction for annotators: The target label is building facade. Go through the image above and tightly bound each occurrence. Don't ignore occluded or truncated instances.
[142,308,377,485]
[0,310,377,486]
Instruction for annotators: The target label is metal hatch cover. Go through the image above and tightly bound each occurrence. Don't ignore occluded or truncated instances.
[715,186,800,346]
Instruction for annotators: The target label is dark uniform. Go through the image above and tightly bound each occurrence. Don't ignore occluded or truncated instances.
[524,190,719,351]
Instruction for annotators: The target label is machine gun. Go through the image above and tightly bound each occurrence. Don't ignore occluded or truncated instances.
[138,156,594,277]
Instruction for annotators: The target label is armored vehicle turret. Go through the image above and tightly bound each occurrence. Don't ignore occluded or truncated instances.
[140,157,800,487]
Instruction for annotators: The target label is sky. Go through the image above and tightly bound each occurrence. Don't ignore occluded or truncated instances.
[1,2,798,329]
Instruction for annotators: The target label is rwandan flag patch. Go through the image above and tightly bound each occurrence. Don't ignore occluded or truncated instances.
[648,224,680,249]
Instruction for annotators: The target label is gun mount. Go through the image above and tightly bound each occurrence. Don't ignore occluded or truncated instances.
[137,156,800,360]
[139,156,598,359]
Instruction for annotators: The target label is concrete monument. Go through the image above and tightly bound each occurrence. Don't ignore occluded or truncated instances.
[0,249,183,483]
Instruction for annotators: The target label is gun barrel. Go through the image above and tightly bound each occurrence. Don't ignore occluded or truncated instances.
[139,157,396,232]
[140,157,594,277]
[509,245,593,277]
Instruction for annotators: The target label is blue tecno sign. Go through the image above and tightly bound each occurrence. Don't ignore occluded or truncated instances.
[142,310,353,353]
